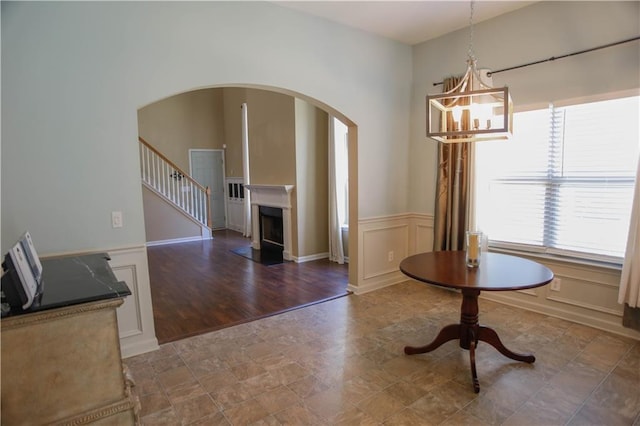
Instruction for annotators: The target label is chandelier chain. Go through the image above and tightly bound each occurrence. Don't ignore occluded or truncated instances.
[467,1,476,63]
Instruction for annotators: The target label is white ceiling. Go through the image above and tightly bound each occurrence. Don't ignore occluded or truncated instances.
[273,1,536,45]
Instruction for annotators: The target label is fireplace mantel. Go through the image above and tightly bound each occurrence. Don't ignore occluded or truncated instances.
[245,184,294,260]
[245,185,294,209]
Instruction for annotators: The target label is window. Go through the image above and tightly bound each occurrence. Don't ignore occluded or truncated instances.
[476,95,639,263]
[332,117,349,227]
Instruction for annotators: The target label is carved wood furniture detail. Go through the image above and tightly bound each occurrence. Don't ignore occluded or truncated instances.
[1,253,139,425]
[1,298,140,425]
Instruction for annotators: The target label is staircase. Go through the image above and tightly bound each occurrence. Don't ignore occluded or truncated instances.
[139,137,212,234]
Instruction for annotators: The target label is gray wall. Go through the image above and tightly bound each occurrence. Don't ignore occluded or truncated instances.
[2,1,411,255]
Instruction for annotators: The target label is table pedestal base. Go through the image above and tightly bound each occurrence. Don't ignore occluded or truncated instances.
[404,289,535,393]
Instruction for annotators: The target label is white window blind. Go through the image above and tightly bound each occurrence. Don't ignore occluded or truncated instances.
[476,95,639,263]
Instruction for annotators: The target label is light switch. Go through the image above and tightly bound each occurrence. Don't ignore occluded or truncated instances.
[112,211,123,228]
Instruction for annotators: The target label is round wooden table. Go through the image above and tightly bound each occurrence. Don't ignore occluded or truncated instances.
[399,251,554,393]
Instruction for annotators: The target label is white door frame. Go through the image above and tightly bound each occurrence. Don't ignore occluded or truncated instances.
[189,148,227,229]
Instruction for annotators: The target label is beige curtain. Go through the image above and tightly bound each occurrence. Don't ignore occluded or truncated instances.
[619,154,640,331]
[328,116,346,264]
[619,154,640,306]
[433,76,476,251]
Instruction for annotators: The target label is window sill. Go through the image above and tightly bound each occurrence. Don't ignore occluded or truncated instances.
[489,246,623,272]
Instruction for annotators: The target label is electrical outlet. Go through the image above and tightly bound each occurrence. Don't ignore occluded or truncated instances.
[550,277,561,291]
[388,251,394,262]
[111,211,123,228]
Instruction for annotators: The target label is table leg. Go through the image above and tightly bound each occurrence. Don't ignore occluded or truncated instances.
[404,288,535,392]
[404,323,459,355]
[477,326,535,363]
[459,289,535,363]
[468,328,480,393]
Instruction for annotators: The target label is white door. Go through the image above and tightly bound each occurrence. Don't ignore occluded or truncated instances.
[190,149,226,230]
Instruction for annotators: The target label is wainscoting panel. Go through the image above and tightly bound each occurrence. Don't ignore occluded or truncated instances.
[517,288,538,297]
[351,213,639,339]
[108,246,159,358]
[412,215,434,254]
[111,263,142,338]
[543,263,622,316]
[351,213,434,294]
[362,224,408,279]
[481,253,640,340]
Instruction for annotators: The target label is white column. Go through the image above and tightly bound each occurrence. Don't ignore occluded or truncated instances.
[282,207,292,261]
[251,204,260,250]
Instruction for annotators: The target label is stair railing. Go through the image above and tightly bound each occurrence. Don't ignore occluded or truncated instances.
[139,137,211,229]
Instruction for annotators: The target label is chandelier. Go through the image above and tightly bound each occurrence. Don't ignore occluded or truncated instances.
[426,1,513,143]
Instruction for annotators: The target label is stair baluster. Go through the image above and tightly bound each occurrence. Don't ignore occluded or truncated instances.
[138,137,212,230]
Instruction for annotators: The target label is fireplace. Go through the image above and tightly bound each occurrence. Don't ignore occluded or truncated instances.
[259,206,284,253]
[245,184,294,261]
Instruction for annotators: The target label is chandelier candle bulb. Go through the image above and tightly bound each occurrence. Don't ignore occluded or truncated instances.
[466,231,482,268]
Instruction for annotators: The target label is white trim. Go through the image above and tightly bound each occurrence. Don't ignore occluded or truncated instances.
[108,245,159,357]
[225,177,246,233]
[348,271,405,295]
[489,242,624,270]
[358,212,424,225]
[146,235,212,247]
[552,88,640,109]
[354,213,433,295]
[481,291,640,341]
[513,88,640,113]
[545,294,621,316]
[111,263,143,339]
[362,224,409,280]
[245,184,295,261]
[293,252,329,263]
[350,212,639,340]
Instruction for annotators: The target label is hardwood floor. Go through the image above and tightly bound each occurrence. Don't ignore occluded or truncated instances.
[147,230,350,344]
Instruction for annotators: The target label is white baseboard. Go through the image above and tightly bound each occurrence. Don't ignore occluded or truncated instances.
[120,337,160,359]
[146,235,211,247]
[293,252,329,263]
[349,271,406,295]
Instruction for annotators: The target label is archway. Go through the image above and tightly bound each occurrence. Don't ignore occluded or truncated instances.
[138,84,358,341]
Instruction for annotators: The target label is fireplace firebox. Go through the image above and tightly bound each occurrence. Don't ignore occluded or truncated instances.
[259,206,284,254]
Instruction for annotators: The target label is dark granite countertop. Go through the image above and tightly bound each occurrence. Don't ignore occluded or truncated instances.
[2,253,131,318]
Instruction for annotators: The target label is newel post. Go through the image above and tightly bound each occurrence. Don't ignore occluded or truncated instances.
[205,187,212,228]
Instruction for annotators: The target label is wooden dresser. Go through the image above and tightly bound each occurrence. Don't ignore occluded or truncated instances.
[1,254,140,425]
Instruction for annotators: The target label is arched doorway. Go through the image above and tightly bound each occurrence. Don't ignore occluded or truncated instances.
[138,85,358,342]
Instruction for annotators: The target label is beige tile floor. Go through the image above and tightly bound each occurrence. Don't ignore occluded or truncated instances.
[124,281,640,425]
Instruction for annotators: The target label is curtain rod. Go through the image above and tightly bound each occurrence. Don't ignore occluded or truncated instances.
[432,35,640,86]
